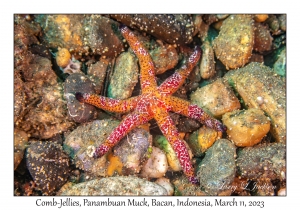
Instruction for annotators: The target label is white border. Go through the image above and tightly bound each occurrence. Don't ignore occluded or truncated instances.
[3,1,297,209]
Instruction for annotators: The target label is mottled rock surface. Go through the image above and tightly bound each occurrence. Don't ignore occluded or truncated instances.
[16,55,73,139]
[224,62,286,143]
[253,22,273,53]
[190,78,241,118]
[213,15,254,69]
[14,129,29,170]
[222,108,270,147]
[199,40,216,79]
[63,119,120,178]
[173,176,207,196]
[59,176,168,195]
[26,141,71,195]
[114,128,151,174]
[236,143,286,181]
[110,14,195,45]
[64,73,98,123]
[197,139,236,195]
[108,52,139,99]
[35,15,123,57]
[187,126,221,157]
[150,44,179,75]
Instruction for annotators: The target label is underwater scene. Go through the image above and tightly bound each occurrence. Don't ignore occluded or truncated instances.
[14,14,286,197]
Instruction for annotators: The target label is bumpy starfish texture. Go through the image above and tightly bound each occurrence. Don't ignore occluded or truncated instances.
[76,25,226,184]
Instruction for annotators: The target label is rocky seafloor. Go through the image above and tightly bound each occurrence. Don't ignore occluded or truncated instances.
[14,14,286,196]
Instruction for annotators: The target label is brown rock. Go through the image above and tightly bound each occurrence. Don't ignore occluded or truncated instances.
[190,78,241,118]
[14,129,29,170]
[87,58,110,94]
[150,44,179,74]
[253,22,273,53]
[254,14,269,23]
[187,126,222,157]
[26,141,71,195]
[213,15,254,69]
[110,14,195,45]
[236,143,286,181]
[17,55,73,139]
[224,62,286,143]
[64,73,98,123]
[83,15,124,57]
[222,108,271,147]
[199,40,216,79]
[173,176,207,196]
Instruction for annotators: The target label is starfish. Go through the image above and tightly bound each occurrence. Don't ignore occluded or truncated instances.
[76,25,226,184]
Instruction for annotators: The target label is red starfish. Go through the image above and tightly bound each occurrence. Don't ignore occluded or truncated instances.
[76,25,226,184]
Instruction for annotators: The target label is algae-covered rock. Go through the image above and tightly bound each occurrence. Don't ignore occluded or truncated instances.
[35,15,85,54]
[35,15,124,57]
[222,108,271,147]
[273,47,286,77]
[150,44,179,75]
[213,15,254,69]
[199,40,216,79]
[224,62,286,143]
[63,119,120,178]
[197,139,236,195]
[187,126,221,157]
[108,52,139,99]
[236,143,286,181]
[172,175,207,196]
[190,78,241,118]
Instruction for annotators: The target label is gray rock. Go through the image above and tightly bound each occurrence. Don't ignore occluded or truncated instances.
[83,15,124,57]
[236,143,286,181]
[63,119,120,178]
[64,73,98,123]
[59,176,168,195]
[108,52,138,99]
[114,128,151,174]
[197,139,236,195]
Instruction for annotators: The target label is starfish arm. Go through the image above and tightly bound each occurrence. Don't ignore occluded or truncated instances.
[153,107,199,184]
[120,25,157,92]
[94,110,154,158]
[166,96,226,132]
[75,92,139,113]
[158,46,201,95]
